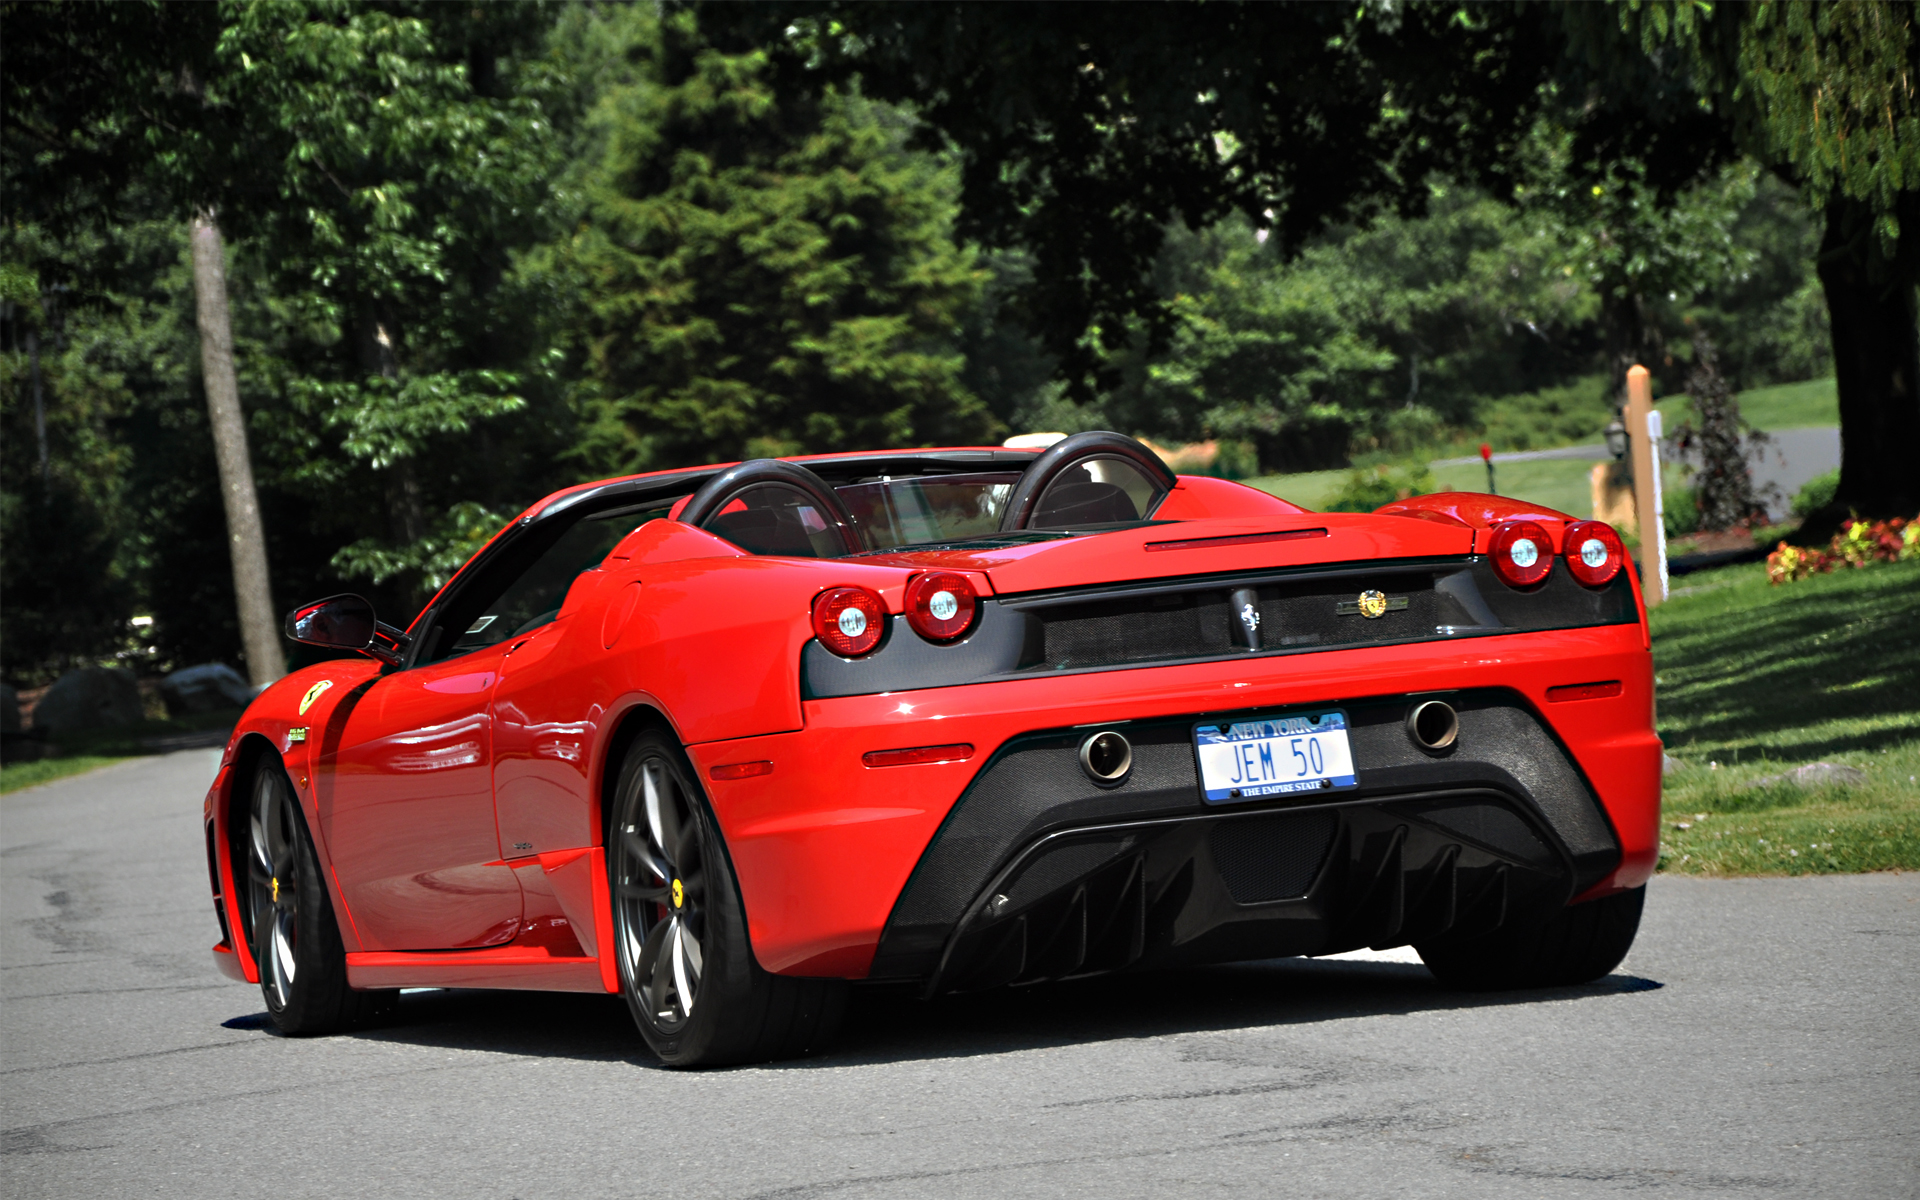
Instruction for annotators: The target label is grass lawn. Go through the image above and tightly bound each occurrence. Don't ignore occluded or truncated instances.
[1650,555,1920,875]
[0,754,139,794]
[0,708,239,795]
[1656,376,1838,433]
[1243,467,1350,511]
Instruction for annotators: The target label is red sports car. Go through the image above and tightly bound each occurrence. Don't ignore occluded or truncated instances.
[204,432,1659,1065]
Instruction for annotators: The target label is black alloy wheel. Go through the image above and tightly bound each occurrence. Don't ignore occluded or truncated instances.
[246,766,303,1012]
[608,730,846,1067]
[611,744,708,1032]
[238,760,392,1033]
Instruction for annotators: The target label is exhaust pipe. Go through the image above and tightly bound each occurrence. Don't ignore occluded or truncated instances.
[1406,700,1459,753]
[1079,730,1133,785]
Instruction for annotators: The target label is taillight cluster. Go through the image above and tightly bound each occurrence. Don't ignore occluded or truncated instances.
[811,586,885,655]
[1487,519,1624,590]
[810,572,980,658]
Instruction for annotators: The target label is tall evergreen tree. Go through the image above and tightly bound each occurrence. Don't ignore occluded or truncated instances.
[564,10,989,474]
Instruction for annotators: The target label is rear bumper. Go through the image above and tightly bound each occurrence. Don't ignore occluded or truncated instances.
[688,625,1659,980]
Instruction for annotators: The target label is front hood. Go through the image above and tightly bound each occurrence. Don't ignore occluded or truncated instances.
[858,513,1475,595]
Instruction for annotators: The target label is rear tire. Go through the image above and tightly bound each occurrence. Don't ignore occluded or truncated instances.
[240,759,396,1034]
[607,729,845,1067]
[1416,885,1646,991]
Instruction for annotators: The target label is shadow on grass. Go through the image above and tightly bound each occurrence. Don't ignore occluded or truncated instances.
[222,958,1663,1069]
[1652,559,1920,759]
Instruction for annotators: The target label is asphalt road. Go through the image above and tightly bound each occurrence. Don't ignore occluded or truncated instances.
[5,749,1916,1199]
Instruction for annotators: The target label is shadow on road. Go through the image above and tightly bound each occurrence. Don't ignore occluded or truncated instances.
[220,958,1662,1070]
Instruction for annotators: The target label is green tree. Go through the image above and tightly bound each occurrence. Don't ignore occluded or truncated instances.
[563,10,989,474]
[1574,0,1920,522]
[708,1,1560,400]
[1112,185,1593,470]
[208,1,573,609]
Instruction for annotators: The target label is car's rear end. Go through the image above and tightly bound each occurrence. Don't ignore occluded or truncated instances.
[683,490,1658,993]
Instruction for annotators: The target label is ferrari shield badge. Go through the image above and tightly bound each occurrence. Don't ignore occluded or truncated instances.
[1356,589,1389,619]
[298,678,334,716]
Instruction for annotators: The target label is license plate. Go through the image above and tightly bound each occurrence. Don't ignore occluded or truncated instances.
[1194,710,1358,804]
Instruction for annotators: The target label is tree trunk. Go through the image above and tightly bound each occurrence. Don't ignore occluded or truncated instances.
[190,213,287,689]
[1811,196,1920,531]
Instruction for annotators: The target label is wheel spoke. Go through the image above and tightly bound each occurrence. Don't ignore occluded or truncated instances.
[679,922,704,982]
[647,916,679,1015]
[618,880,671,902]
[274,911,298,985]
[642,766,672,865]
[622,824,671,883]
[250,815,274,875]
[671,921,695,1018]
[634,914,668,1009]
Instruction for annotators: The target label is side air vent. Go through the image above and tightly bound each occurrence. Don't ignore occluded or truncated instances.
[206,819,231,948]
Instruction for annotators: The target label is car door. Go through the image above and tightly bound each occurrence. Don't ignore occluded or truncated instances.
[316,643,522,951]
[314,511,638,951]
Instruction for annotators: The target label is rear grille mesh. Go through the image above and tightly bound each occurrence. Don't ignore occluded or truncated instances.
[1209,810,1337,903]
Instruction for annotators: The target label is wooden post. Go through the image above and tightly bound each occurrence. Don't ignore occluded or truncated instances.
[1623,365,1666,606]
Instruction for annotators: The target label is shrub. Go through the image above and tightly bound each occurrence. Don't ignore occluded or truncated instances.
[1323,461,1436,512]
[1664,485,1701,539]
[1792,468,1840,518]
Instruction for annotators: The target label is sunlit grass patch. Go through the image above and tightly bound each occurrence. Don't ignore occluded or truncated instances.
[0,754,134,795]
[0,707,238,796]
[1657,743,1920,876]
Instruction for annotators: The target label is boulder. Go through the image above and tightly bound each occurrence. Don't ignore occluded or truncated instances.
[32,667,143,736]
[1756,761,1868,789]
[159,663,256,716]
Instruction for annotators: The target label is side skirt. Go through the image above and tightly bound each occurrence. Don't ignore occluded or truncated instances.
[346,947,608,993]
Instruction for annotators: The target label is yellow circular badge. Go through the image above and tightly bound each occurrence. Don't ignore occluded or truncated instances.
[1356,589,1389,619]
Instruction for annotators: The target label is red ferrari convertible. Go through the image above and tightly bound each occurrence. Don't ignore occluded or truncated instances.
[204,432,1658,1065]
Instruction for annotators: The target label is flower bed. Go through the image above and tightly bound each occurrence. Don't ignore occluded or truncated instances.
[1767,516,1918,584]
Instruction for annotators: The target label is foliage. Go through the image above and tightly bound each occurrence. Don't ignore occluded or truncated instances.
[562,10,990,474]
[1674,331,1767,531]
[1792,468,1841,518]
[1767,517,1916,583]
[1322,462,1436,514]
[713,2,1566,396]
[1100,188,1592,470]
[0,2,1860,686]
[1663,485,1700,540]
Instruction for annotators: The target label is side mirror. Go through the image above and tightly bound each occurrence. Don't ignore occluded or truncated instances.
[285,594,407,665]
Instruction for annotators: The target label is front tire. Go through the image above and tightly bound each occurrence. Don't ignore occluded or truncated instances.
[1416,885,1646,991]
[241,760,394,1033]
[607,730,845,1066]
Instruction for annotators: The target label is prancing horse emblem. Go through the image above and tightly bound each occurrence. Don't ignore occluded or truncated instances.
[1356,589,1389,619]
[1238,602,1260,633]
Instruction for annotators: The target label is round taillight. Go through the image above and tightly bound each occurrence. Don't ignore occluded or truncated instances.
[904,571,978,642]
[811,586,885,656]
[1488,519,1554,589]
[1563,520,1625,587]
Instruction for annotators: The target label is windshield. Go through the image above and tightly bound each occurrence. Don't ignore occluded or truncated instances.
[836,472,1021,551]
